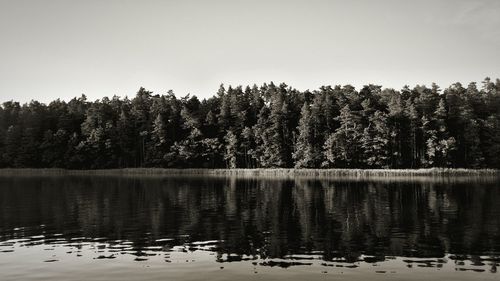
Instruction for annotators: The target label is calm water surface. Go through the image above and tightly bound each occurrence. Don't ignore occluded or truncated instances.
[0,175,499,281]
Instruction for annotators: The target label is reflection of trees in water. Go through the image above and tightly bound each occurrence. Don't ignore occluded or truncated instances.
[0,176,499,262]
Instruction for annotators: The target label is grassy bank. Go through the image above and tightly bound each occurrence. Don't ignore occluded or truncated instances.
[0,168,499,177]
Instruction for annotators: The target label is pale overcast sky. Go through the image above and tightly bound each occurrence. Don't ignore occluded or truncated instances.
[0,0,499,103]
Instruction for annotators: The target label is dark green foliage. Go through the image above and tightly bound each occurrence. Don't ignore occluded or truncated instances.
[422,99,457,167]
[361,111,390,168]
[147,113,169,166]
[0,79,499,169]
[223,131,238,168]
[323,105,363,168]
[293,103,315,168]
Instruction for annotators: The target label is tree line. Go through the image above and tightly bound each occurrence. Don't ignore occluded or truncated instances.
[1,78,499,169]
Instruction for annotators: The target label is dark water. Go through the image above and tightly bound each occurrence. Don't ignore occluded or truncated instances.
[0,175,499,281]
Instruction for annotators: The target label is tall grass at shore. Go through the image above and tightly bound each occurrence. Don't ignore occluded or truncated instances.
[0,168,499,177]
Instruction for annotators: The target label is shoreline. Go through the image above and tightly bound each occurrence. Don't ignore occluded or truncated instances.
[0,168,499,177]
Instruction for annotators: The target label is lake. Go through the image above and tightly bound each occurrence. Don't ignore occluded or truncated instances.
[0,175,499,280]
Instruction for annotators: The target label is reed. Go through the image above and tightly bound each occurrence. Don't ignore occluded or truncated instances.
[0,168,499,177]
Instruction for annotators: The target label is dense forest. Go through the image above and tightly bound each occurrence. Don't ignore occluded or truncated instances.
[1,78,500,169]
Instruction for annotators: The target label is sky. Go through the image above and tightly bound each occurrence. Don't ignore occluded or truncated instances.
[0,0,499,103]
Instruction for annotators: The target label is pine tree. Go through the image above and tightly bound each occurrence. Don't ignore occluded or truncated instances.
[483,116,500,168]
[204,110,218,138]
[361,111,390,168]
[201,138,221,168]
[241,126,256,168]
[224,130,238,168]
[423,99,456,167]
[253,106,270,168]
[386,93,405,168]
[260,88,289,167]
[293,103,315,168]
[167,105,204,167]
[40,129,69,167]
[406,101,421,168]
[217,84,231,132]
[324,105,363,167]
[2,125,22,167]
[459,104,484,168]
[148,113,168,166]
[116,108,136,167]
